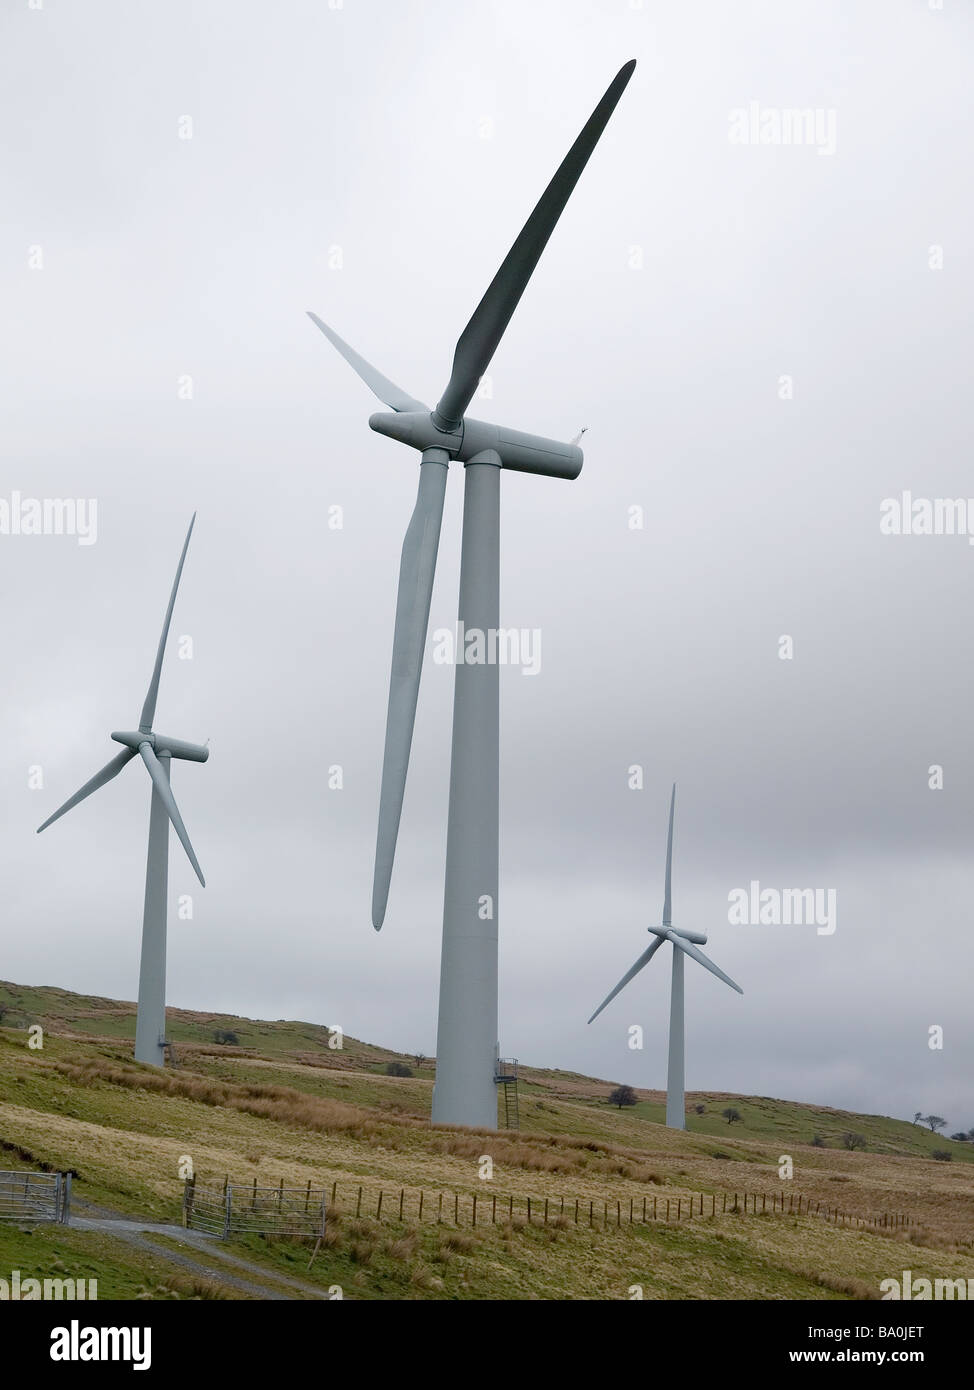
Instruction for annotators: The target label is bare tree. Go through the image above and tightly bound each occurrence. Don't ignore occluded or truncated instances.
[926,1115,947,1133]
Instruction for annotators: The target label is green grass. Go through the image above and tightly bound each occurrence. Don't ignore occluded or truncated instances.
[1,979,972,1300]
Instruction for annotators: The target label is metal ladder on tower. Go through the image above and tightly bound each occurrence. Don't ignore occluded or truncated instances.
[494,1056,519,1130]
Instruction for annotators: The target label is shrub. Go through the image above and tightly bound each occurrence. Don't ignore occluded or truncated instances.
[609,1085,637,1109]
[811,1134,826,1147]
[932,1150,952,1162]
[385,1061,413,1078]
[841,1132,866,1151]
[722,1108,742,1125]
[212,1029,239,1045]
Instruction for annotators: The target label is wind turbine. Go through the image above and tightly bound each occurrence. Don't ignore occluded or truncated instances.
[588,785,743,1130]
[36,516,208,1068]
[309,61,636,1128]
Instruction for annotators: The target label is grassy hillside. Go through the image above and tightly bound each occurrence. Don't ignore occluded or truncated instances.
[1,980,972,1300]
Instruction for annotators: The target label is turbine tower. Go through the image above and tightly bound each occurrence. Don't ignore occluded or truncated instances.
[37,515,208,1067]
[309,61,636,1128]
[588,785,743,1130]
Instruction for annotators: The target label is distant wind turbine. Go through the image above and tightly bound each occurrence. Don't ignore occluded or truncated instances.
[37,516,209,1067]
[588,785,743,1129]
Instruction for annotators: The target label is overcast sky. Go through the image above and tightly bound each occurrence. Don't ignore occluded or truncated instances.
[2,0,972,1133]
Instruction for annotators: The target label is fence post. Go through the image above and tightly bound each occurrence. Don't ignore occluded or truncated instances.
[182,1175,195,1229]
[654,1197,657,1220]
[575,1198,579,1223]
[492,1194,497,1224]
[305,1180,312,1213]
[356,1186,363,1218]
[437,1193,443,1223]
[666,1200,670,1221]
[223,1185,232,1240]
[454,1193,459,1225]
[331,1180,337,1206]
[544,1198,548,1225]
[376,1191,383,1219]
[418,1191,424,1222]
[399,1189,405,1221]
[473,1194,478,1226]
[642,1197,646,1222]
[62,1172,72,1226]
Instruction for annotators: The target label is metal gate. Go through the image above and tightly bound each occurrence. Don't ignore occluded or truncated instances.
[184,1178,326,1239]
[0,1170,71,1224]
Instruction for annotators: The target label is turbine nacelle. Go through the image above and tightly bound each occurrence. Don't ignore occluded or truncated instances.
[367,411,583,481]
[111,730,209,762]
[649,924,708,946]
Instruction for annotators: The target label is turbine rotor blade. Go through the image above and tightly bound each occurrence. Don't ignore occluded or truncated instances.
[307,313,428,413]
[139,743,205,887]
[662,782,675,926]
[667,932,743,994]
[140,514,196,732]
[587,934,664,1025]
[433,59,636,430]
[372,449,449,928]
[36,747,137,833]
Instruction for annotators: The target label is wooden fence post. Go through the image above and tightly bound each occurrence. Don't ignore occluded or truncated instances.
[418,1191,424,1222]
[399,1189,405,1221]
[376,1191,383,1219]
[356,1187,362,1217]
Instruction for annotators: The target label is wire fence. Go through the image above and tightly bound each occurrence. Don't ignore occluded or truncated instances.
[297,1179,917,1235]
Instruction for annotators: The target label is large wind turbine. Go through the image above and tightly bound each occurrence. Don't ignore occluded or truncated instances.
[37,516,208,1067]
[309,61,636,1128]
[588,786,743,1130]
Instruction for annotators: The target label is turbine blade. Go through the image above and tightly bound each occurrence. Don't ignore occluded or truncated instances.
[662,782,675,926]
[139,743,205,887]
[587,934,664,1025]
[307,312,428,413]
[36,747,137,832]
[140,515,196,732]
[433,60,636,430]
[372,451,449,928]
[667,932,743,994]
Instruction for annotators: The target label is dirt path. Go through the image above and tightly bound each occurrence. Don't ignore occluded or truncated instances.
[71,1199,333,1301]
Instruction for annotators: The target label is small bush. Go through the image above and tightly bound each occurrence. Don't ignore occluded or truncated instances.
[811,1134,826,1147]
[385,1061,413,1078]
[932,1149,952,1162]
[841,1132,866,1151]
[609,1085,637,1109]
